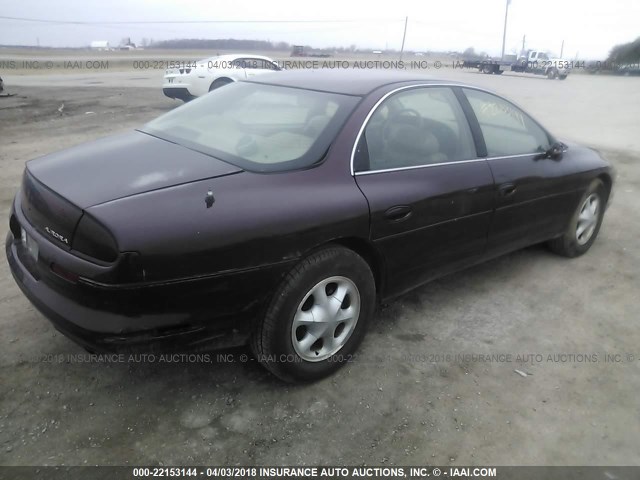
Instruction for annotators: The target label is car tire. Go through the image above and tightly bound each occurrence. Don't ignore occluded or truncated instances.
[482,64,493,74]
[250,246,376,383]
[209,78,232,92]
[559,74,568,80]
[547,68,558,79]
[548,179,607,257]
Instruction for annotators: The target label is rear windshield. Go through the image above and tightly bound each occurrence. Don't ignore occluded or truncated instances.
[142,82,360,172]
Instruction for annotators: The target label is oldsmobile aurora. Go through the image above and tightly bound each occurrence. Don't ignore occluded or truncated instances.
[6,70,613,382]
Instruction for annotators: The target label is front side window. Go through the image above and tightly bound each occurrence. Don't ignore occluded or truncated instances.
[231,58,246,68]
[234,58,272,69]
[355,87,477,172]
[243,58,264,69]
[463,88,550,156]
[143,82,359,172]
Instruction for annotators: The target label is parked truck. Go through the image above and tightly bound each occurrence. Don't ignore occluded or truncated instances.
[290,45,332,58]
[463,50,571,79]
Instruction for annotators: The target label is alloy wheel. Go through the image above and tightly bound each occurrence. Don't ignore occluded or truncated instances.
[576,193,600,245]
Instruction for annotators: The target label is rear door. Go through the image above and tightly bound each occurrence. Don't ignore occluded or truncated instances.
[353,86,495,297]
[460,88,574,256]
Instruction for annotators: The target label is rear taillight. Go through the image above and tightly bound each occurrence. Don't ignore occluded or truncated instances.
[72,214,118,262]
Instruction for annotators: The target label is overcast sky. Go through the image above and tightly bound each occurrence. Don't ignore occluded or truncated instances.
[1,0,638,59]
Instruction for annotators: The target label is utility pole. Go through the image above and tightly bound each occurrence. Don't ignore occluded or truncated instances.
[522,34,526,55]
[501,0,511,61]
[560,40,564,58]
[400,16,408,60]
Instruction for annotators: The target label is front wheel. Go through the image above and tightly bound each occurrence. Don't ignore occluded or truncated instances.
[251,246,376,382]
[547,68,558,79]
[558,74,568,80]
[548,179,607,257]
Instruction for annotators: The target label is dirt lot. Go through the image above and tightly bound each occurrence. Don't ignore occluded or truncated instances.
[0,66,639,467]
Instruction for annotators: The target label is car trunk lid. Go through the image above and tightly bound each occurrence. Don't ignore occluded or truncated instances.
[21,131,242,250]
[26,131,242,209]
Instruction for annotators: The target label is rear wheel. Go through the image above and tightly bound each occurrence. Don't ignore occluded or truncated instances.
[482,64,493,74]
[209,78,232,92]
[548,179,607,257]
[559,74,568,80]
[251,246,376,383]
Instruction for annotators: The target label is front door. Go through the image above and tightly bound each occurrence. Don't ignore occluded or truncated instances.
[460,88,574,256]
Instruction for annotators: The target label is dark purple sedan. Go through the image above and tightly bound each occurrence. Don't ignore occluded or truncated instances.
[6,70,614,382]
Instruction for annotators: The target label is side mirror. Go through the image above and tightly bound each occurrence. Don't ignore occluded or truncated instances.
[546,142,565,160]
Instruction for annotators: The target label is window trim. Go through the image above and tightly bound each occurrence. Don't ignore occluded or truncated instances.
[355,157,488,176]
[350,83,556,176]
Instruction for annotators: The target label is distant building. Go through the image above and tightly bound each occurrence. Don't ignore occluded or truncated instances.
[90,41,110,51]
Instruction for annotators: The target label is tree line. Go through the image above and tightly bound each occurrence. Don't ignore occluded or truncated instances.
[607,37,640,65]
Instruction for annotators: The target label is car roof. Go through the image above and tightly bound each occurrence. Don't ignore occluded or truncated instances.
[201,53,275,63]
[246,69,464,96]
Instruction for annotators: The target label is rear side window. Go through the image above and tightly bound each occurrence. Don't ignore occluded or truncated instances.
[463,88,550,156]
[356,87,476,172]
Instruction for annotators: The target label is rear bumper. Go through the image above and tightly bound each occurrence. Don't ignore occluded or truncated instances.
[6,200,294,352]
[162,87,195,102]
[7,232,258,352]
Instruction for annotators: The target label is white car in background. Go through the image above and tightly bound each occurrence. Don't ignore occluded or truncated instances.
[163,53,281,101]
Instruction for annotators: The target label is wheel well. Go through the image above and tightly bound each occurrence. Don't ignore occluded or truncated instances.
[329,238,385,297]
[597,173,612,200]
[210,77,233,90]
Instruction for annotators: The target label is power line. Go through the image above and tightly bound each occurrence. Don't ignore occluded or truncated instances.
[0,15,403,25]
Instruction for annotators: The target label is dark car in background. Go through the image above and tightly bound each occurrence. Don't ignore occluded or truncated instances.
[617,63,640,76]
[6,70,614,382]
